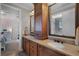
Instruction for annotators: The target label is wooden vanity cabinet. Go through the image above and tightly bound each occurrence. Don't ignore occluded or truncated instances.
[22,37,66,56]
[34,3,48,40]
[29,41,38,56]
[38,45,65,56]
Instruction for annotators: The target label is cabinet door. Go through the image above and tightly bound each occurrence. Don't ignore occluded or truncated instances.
[22,37,30,55]
[29,41,37,56]
[34,3,48,40]
[22,37,26,51]
[35,15,42,36]
[25,39,30,55]
[38,45,65,56]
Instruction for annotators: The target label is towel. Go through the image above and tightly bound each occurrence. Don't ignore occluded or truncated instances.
[75,26,79,45]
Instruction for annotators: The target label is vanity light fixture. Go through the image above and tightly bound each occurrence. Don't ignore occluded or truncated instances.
[30,10,34,16]
[52,13,62,18]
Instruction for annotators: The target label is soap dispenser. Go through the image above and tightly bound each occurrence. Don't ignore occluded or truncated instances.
[75,26,79,46]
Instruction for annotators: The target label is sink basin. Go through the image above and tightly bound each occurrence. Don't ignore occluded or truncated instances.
[47,42,64,49]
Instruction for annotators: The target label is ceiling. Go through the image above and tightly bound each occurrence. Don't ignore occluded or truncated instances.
[10,3,53,11]
[11,3,33,11]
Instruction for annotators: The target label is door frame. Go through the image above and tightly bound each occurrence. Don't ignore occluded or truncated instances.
[1,3,22,50]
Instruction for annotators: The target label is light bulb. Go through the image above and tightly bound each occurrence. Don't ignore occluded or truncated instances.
[0,10,5,14]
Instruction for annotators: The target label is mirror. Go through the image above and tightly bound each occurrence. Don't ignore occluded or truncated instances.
[30,15,34,35]
[49,3,75,38]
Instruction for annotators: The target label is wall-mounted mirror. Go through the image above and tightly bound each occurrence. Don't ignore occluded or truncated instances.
[30,15,34,35]
[49,3,76,38]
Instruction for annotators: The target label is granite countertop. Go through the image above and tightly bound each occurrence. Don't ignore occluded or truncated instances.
[23,35,79,56]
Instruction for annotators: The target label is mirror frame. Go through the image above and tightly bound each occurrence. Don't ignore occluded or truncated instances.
[48,3,76,39]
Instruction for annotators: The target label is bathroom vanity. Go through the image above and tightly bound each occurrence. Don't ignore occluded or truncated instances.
[22,35,79,56]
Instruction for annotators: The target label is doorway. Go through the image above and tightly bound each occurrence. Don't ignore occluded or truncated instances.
[0,4,22,56]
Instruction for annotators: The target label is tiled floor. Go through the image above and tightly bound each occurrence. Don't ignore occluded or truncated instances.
[1,50,19,56]
[1,50,28,56]
[17,51,28,56]
[1,41,28,56]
